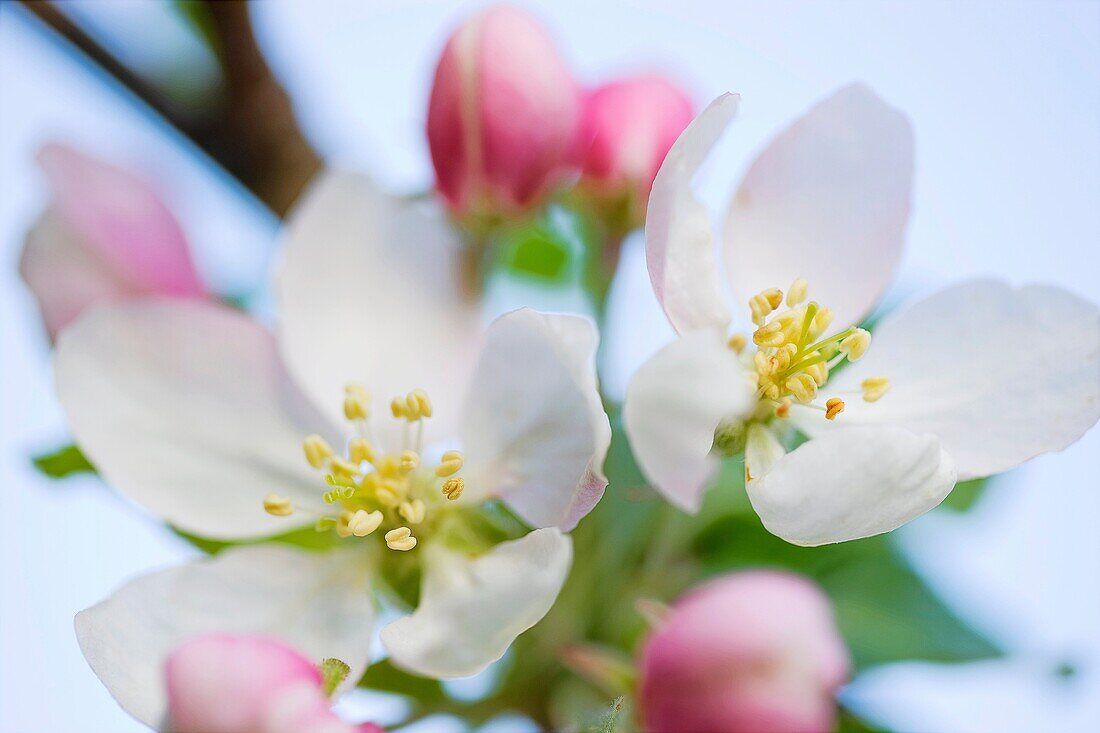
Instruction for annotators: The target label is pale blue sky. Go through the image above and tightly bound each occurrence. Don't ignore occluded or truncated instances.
[1,2,1098,731]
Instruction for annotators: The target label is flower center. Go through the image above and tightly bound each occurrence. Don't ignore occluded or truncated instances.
[262,385,466,552]
[727,278,890,421]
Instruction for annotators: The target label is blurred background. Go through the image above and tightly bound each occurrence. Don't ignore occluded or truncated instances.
[1,1,1098,731]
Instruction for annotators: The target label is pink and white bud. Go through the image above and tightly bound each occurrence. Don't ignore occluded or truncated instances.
[165,634,381,733]
[638,570,850,733]
[18,143,206,341]
[426,5,580,220]
[575,75,694,229]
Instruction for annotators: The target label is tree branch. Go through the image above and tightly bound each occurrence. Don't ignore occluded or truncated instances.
[16,0,321,218]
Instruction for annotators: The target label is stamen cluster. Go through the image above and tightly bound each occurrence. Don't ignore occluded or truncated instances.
[263,385,466,551]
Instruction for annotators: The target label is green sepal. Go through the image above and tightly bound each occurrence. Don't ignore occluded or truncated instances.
[32,443,95,478]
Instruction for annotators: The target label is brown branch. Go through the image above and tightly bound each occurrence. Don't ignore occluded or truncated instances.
[16,0,322,218]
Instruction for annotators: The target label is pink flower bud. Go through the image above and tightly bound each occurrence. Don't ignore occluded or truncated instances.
[426,5,580,219]
[575,75,694,229]
[639,571,850,733]
[165,634,380,733]
[18,143,206,341]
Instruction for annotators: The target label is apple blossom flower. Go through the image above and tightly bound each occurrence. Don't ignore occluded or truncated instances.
[426,5,580,220]
[574,75,695,230]
[18,143,206,341]
[638,571,850,733]
[59,171,610,727]
[625,84,1100,545]
[165,633,382,733]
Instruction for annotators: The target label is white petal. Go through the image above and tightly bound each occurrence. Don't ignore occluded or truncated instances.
[55,300,337,539]
[380,528,571,678]
[277,170,481,446]
[623,328,757,512]
[815,280,1100,479]
[744,423,786,483]
[75,545,374,728]
[645,93,737,333]
[747,427,956,546]
[460,309,611,530]
[724,84,914,329]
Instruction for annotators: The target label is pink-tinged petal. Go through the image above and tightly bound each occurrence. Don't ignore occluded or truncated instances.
[76,546,374,728]
[808,280,1100,480]
[623,328,756,512]
[20,144,206,339]
[646,94,738,333]
[55,299,337,540]
[427,5,579,216]
[575,75,695,228]
[747,426,957,546]
[277,170,480,449]
[724,84,914,330]
[639,570,850,733]
[460,309,610,530]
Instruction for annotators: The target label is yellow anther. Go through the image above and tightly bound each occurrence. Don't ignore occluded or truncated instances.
[403,393,422,421]
[435,451,464,477]
[349,437,375,465]
[861,377,891,403]
[385,527,417,551]
[347,509,383,537]
[328,456,359,478]
[399,450,420,473]
[303,435,334,469]
[335,511,354,539]
[441,477,465,501]
[786,278,809,307]
[805,360,829,387]
[376,454,399,477]
[786,374,818,403]
[762,381,780,401]
[749,288,784,326]
[411,389,433,418]
[753,350,771,374]
[375,480,403,508]
[825,397,845,420]
[390,398,407,419]
[343,384,370,421]
[753,322,787,348]
[768,343,797,374]
[727,333,747,354]
[263,494,293,517]
[840,329,872,361]
[399,499,426,524]
[808,307,834,341]
[774,398,792,419]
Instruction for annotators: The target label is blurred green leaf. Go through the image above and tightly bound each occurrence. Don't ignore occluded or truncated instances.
[32,444,95,478]
[501,223,572,281]
[694,512,999,669]
[837,708,888,733]
[940,477,990,512]
[357,659,448,703]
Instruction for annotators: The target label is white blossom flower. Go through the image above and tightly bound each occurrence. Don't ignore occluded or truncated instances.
[56,171,610,726]
[625,84,1100,546]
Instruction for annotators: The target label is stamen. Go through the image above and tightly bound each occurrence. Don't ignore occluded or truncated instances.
[399,499,426,524]
[349,437,375,465]
[343,384,370,421]
[411,389,432,418]
[329,456,359,478]
[441,477,465,500]
[785,374,817,403]
[727,333,747,354]
[375,480,403,508]
[839,329,872,361]
[348,509,383,537]
[749,288,784,326]
[390,397,407,419]
[825,397,845,420]
[753,321,787,348]
[774,398,792,418]
[786,278,809,307]
[335,511,355,539]
[399,450,420,473]
[303,435,334,469]
[435,451,464,477]
[808,307,834,341]
[263,494,293,516]
[385,527,417,551]
[861,377,890,402]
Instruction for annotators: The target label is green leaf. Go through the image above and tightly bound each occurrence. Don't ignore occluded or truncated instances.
[357,659,448,704]
[940,477,991,512]
[32,444,95,478]
[837,708,888,733]
[502,223,572,281]
[693,512,999,669]
[319,657,350,697]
